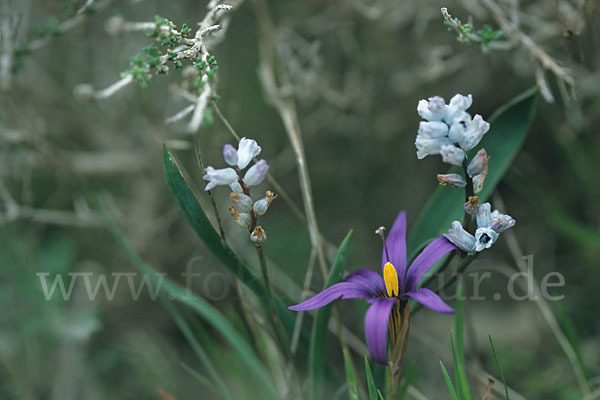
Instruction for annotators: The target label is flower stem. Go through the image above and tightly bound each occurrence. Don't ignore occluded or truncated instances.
[462,159,475,230]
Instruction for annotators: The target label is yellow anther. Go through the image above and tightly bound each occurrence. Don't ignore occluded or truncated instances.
[383,262,399,297]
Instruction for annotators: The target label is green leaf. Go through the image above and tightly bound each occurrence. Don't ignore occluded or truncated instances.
[102,209,279,399]
[180,362,221,398]
[308,229,354,400]
[343,348,359,400]
[440,361,459,400]
[397,362,415,400]
[407,87,538,263]
[488,335,510,400]
[365,357,378,400]
[162,146,301,344]
[455,280,465,367]
[452,281,471,400]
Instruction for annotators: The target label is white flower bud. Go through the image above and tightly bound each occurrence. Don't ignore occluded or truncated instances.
[444,221,476,253]
[474,227,498,252]
[467,149,489,177]
[490,210,516,232]
[472,171,487,194]
[250,225,267,243]
[203,167,238,191]
[253,191,277,216]
[243,160,269,186]
[230,192,252,212]
[237,137,261,169]
[223,144,238,166]
[440,144,466,166]
[417,96,447,121]
[229,206,251,230]
[437,173,466,188]
[445,94,472,125]
[418,121,449,138]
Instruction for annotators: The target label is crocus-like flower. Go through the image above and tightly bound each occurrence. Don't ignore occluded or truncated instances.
[203,167,238,191]
[444,203,515,253]
[289,212,456,364]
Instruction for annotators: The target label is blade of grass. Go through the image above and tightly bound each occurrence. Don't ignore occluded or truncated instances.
[102,208,280,399]
[308,229,354,399]
[365,357,378,400]
[488,335,510,400]
[180,362,221,397]
[343,348,359,400]
[441,361,459,400]
[452,281,471,400]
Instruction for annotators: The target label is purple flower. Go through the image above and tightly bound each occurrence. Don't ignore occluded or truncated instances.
[289,212,456,364]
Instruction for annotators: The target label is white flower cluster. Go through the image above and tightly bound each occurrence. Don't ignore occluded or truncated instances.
[203,137,275,243]
[444,203,515,253]
[415,94,490,166]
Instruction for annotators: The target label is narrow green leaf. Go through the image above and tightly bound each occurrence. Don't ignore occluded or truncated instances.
[440,361,459,400]
[103,209,279,399]
[453,280,470,400]
[407,87,538,262]
[365,357,378,400]
[488,335,510,400]
[555,301,586,376]
[343,348,359,400]
[377,389,385,400]
[162,146,301,344]
[161,298,233,400]
[180,362,221,397]
[308,229,354,399]
[456,280,465,366]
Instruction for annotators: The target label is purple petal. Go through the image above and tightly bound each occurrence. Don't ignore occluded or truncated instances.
[382,211,407,279]
[364,298,396,364]
[405,288,454,314]
[289,282,372,311]
[405,237,456,291]
[343,269,385,295]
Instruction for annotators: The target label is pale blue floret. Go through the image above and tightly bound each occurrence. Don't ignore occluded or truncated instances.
[237,137,262,169]
[444,221,476,253]
[467,149,488,177]
[445,202,515,253]
[203,166,238,191]
[418,121,449,138]
[415,136,453,159]
[231,192,253,212]
[444,94,473,125]
[440,144,465,166]
[223,144,238,166]
[490,210,516,232]
[243,160,269,186]
[417,96,447,121]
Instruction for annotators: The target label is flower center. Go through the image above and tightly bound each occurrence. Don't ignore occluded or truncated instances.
[479,233,491,244]
[383,262,399,297]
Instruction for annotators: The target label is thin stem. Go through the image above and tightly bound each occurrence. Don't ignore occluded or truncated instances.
[462,159,475,230]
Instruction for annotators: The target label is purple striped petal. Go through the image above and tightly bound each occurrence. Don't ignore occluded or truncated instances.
[382,211,407,281]
[364,298,396,364]
[288,282,372,311]
[405,288,454,314]
[405,237,456,291]
[343,268,385,295]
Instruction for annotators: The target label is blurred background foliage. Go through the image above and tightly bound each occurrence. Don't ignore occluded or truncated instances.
[1,0,599,399]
